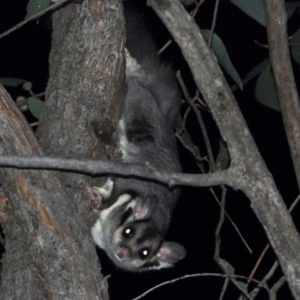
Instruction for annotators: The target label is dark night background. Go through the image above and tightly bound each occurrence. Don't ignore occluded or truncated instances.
[0,0,300,299]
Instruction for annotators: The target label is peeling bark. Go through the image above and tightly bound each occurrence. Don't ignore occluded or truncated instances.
[0,85,108,299]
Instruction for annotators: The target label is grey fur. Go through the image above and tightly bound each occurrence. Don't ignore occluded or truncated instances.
[89,3,186,271]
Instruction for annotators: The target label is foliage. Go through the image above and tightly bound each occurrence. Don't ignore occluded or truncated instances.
[0,78,44,119]
[26,0,50,18]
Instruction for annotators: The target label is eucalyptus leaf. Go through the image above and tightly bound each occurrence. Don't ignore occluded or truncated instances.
[26,0,50,18]
[202,30,243,90]
[222,259,235,275]
[0,78,25,87]
[230,0,266,26]
[28,97,44,119]
[255,62,280,111]
[236,281,248,293]
[216,139,230,170]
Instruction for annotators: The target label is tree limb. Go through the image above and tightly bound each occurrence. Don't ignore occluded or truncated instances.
[0,153,232,188]
[264,0,300,192]
[148,0,300,298]
[0,0,70,40]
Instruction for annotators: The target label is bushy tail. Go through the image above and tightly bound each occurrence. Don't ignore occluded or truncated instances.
[124,2,181,127]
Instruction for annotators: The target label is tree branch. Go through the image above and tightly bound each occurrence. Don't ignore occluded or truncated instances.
[264,0,300,192]
[0,153,231,188]
[0,0,70,40]
[148,0,300,298]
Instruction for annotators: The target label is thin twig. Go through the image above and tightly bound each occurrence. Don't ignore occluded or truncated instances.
[244,194,300,299]
[248,260,279,299]
[0,155,232,187]
[208,0,220,47]
[177,121,251,253]
[157,39,172,55]
[175,132,209,166]
[270,276,286,296]
[219,277,230,300]
[178,106,191,135]
[191,0,204,18]
[248,246,270,284]
[214,187,253,299]
[0,0,70,40]
[158,0,204,55]
[176,71,215,171]
[194,90,209,111]
[214,186,226,260]
[287,193,300,213]
[209,187,252,254]
[29,122,39,127]
[131,273,268,300]
[34,91,46,98]
[177,71,251,254]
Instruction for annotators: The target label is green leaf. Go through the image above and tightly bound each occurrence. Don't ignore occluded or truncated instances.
[222,259,235,275]
[201,30,243,90]
[180,0,195,6]
[291,31,300,65]
[26,0,50,17]
[216,139,230,170]
[236,281,248,293]
[255,62,280,111]
[0,78,25,87]
[221,259,248,294]
[28,97,44,119]
[230,0,266,26]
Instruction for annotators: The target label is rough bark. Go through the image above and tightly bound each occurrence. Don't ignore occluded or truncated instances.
[1,0,125,298]
[148,0,300,298]
[37,0,125,177]
[0,85,108,299]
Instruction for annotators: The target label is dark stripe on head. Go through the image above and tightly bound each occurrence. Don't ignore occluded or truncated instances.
[136,226,160,244]
[119,207,133,227]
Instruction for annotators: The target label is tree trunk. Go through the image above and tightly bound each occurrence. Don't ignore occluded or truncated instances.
[0,0,125,298]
